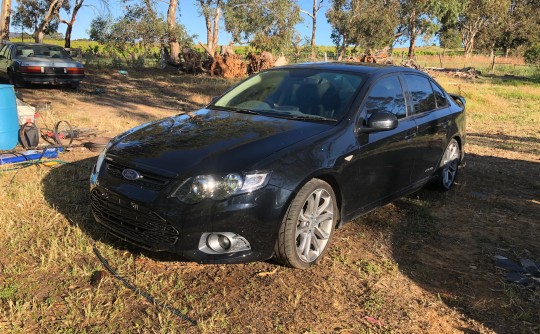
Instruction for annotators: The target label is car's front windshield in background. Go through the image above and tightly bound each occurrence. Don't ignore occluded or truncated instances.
[213,69,365,122]
[17,45,71,59]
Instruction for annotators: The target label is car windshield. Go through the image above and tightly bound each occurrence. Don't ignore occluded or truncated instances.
[213,68,365,122]
[16,45,71,59]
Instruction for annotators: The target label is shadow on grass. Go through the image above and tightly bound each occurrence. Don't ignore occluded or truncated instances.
[382,153,539,333]
[42,152,539,332]
[41,156,189,263]
[483,73,540,85]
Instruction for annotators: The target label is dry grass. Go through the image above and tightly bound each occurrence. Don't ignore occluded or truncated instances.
[0,68,539,333]
[413,54,539,78]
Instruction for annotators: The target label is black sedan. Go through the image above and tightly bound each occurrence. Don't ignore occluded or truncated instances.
[90,63,465,269]
[0,42,85,88]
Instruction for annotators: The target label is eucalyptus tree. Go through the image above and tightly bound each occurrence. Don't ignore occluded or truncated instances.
[0,0,12,41]
[196,0,223,57]
[300,0,324,57]
[398,0,463,58]
[224,0,301,53]
[11,0,69,43]
[457,0,508,57]
[326,0,400,60]
[89,3,192,66]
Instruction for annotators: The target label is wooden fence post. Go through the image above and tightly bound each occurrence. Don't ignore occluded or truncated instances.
[490,54,496,74]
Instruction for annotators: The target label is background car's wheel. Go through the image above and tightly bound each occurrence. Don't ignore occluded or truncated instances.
[438,139,461,191]
[69,82,80,90]
[275,179,338,269]
[8,70,24,88]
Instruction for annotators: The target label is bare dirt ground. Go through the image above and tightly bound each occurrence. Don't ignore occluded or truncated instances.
[0,68,539,333]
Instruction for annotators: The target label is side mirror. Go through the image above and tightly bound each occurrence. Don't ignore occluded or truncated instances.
[360,112,398,133]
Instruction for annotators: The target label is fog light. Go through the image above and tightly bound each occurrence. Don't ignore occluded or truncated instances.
[218,235,231,250]
[207,234,232,252]
[199,232,251,254]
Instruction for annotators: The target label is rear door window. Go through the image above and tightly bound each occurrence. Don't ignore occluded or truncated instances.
[364,75,407,119]
[404,75,436,114]
[431,81,448,108]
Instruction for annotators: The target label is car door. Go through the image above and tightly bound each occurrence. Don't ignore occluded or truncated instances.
[0,45,10,79]
[403,74,450,184]
[340,74,417,215]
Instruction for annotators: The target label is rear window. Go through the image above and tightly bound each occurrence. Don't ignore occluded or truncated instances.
[16,45,71,59]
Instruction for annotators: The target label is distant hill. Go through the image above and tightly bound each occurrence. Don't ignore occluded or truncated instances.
[9,32,32,40]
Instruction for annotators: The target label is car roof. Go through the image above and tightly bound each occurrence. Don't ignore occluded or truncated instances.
[277,62,422,77]
[4,42,63,48]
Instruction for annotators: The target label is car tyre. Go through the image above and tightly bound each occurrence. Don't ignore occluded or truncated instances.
[275,179,338,269]
[8,71,24,88]
[438,139,461,191]
[69,82,80,90]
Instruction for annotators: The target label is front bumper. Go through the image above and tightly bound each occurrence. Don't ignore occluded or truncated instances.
[90,170,291,264]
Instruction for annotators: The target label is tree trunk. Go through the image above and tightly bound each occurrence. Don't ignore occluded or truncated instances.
[337,36,347,61]
[407,9,417,59]
[464,37,474,57]
[63,0,83,48]
[310,0,317,58]
[64,24,72,48]
[407,33,416,59]
[0,0,12,42]
[199,0,222,58]
[167,0,180,64]
[211,6,221,54]
[35,0,64,43]
[35,30,44,43]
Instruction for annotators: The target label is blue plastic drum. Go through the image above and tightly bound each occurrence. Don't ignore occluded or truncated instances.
[0,84,19,150]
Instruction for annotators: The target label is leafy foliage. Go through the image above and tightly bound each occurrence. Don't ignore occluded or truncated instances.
[438,27,462,50]
[224,0,301,52]
[11,0,69,37]
[524,44,540,64]
[397,0,464,58]
[326,0,400,55]
[89,1,192,66]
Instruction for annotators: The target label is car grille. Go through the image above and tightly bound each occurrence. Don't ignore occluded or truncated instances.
[106,160,172,190]
[91,189,179,248]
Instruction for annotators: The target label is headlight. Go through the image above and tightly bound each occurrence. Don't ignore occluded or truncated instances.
[91,142,113,185]
[173,171,271,203]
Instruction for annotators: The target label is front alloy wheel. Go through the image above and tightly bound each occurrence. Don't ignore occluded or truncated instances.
[438,139,461,190]
[275,179,338,269]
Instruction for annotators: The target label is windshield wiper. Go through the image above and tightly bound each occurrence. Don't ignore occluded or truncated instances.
[274,114,337,122]
[210,105,261,115]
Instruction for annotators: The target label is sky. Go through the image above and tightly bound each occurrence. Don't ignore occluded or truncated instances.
[12,0,413,48]
[41,0,337,46]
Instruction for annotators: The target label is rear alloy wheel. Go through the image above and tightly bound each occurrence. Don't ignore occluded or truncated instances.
[275,179,338,269]
[438,139,461,190]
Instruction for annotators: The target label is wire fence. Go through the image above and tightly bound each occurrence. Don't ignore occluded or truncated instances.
[80,48,540,78]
